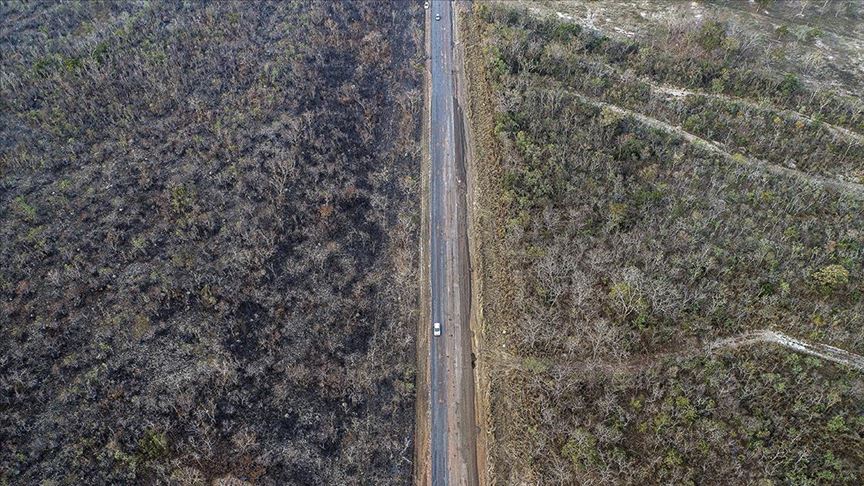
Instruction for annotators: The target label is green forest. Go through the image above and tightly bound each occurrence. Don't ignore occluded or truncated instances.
[466,3,863,483]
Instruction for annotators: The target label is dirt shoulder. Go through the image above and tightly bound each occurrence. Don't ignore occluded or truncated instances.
[453,3,488,483]
[458,4,512,483]
[413,7,432,486]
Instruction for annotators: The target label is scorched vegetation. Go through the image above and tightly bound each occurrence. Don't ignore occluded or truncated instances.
[1,1,423,483]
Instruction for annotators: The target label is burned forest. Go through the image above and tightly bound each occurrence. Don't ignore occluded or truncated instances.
[1,1,423,483]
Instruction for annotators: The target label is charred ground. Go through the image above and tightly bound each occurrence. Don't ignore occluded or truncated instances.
[1,1,422,484]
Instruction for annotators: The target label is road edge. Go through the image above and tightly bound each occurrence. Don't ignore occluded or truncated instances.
[455,3,492,484]
[413,4,432,485]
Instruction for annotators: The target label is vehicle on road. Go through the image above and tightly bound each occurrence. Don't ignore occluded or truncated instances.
[435,14,441,21]
[433,322,441,337]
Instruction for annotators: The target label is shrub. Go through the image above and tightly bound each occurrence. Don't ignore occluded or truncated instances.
[523,356,549,373]
[561,429,599,471]
[811,264,850,293]
[778,73,801,98]
[608,202,629,226]
[803,27,824,42]
[826,415,848,434]
[608,281,648,324]
[138,430,168,461]
[13,196,36,222]
[695,21,727,51]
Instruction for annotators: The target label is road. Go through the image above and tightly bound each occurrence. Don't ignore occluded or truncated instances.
[428,1,478,485]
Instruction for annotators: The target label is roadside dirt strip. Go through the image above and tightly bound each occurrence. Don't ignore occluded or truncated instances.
[413,5,433,484]
[452,2,490,484]
[416,1,480,485]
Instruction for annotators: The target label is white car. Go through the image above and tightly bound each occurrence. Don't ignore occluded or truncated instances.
[433,322,441,337]
[435,14,441,21]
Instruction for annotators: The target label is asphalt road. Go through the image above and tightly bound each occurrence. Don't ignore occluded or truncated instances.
[428,1,478,484]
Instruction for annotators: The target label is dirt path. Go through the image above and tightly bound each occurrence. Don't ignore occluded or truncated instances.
[493,329,864,376]
[708,330,864,372]
[546,79,864,200]
[649,82,864,148]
